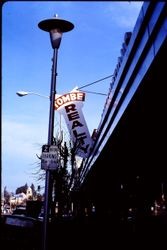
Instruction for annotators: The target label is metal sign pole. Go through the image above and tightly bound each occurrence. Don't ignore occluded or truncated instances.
[42,48,58,250]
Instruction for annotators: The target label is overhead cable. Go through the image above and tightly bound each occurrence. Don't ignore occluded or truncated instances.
[77,74,114,90]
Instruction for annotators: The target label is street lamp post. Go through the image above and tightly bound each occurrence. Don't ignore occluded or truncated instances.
[16,91,49,98]
[38,15,74,250]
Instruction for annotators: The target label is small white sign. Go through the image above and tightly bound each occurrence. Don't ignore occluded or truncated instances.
[41,145,59,170]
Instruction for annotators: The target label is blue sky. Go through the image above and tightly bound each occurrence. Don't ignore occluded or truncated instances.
[2,1,143,193]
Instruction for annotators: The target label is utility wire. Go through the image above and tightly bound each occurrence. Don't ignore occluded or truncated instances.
[77,74,114,90]
[82,90,107,96]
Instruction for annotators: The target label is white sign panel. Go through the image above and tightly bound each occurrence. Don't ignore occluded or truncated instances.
[55,90,92,158]
[41,145,59,170]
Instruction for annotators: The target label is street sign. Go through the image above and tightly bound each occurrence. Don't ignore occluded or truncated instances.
[41,145,59,170]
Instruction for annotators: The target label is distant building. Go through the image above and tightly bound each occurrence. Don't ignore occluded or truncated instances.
[26,187,33,200]
[10,192,27,207]
[9,186,33,208]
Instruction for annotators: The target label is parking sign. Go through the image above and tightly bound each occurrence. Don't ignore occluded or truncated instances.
[41,145,59,170]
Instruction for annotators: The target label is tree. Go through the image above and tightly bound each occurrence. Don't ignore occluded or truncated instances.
[30,183,37,198]
[4,186,11,205]
[32,132,82,217]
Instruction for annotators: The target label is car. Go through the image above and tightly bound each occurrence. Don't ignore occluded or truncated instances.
[1,214,42,250]
[6,214,36,227]
[12,206,27,216]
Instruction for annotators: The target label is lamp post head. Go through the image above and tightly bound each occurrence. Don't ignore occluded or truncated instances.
[16,91,29,97]
[38,15,74,49]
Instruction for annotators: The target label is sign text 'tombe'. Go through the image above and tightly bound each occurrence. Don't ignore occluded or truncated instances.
[54,92,85,110]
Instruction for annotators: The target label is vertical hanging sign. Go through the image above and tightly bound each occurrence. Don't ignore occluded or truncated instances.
[54,90,92,158]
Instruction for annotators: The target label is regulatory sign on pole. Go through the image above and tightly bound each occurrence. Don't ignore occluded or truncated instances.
[41,145,59,170]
